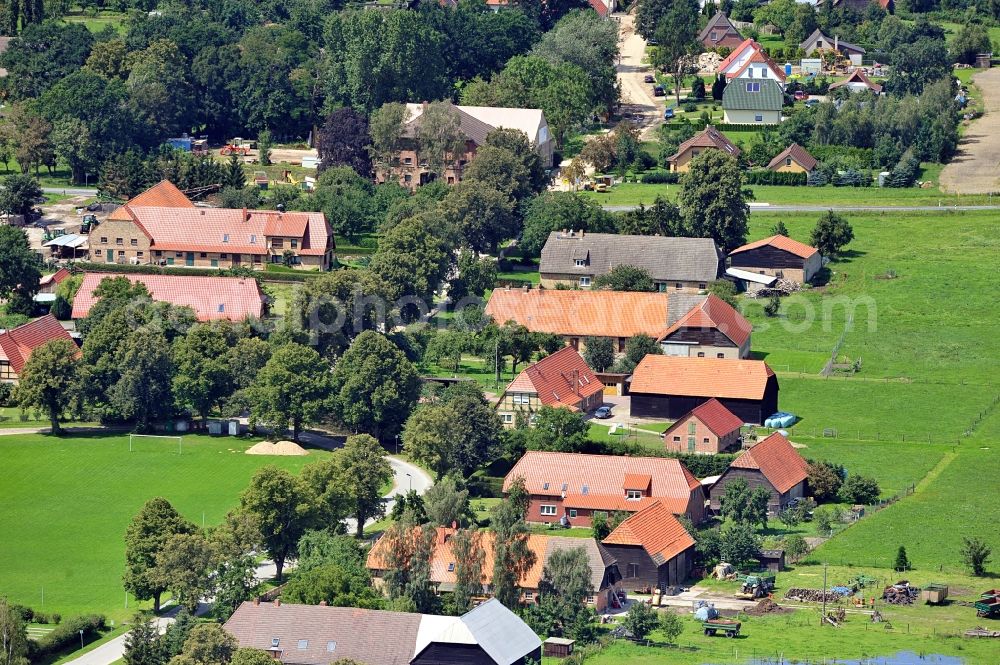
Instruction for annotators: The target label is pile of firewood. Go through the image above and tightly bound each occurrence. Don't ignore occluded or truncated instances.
[784,588,843,603]
[882,581,918,605]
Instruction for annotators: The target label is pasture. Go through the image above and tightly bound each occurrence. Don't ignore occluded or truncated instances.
[0,432,328,620]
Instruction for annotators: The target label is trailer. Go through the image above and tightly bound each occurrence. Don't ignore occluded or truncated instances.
[920,584,948,604]
[702,619,741,637]
[975,590,1000,619]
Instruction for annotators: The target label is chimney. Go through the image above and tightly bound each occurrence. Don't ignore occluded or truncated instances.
[422,100,429,110]
[253,597,260,606]
[579,229,584,238]
[318,600,328,606]
[437,526,448,545]
[274,599,281,607]
[451,520,458,529]
[834,35,839,52]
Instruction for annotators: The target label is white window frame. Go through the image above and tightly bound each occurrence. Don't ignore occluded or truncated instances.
[626,489,642,501]
[579,276,591,287]
[755,114,764,123]
[540,504,557,516]
[569,509,578,518]
[502,413,513,423]
[575,259,586,267]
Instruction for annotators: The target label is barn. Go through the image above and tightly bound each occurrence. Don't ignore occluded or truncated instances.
[629,356,779,425]
[728,235,822,285]
[709,432,810,514]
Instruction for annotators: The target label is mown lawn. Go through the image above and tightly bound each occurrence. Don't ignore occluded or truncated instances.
[0,433,329,620]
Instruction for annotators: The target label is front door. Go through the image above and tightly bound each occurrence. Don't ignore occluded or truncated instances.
[233,253,241,265]
[687,436,696,452]
[185,252,195,266]
[106,249,113,262]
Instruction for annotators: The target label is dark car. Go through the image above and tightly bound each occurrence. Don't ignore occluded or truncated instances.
[664,107,675,119]
[594,405,613,419]
[793,90,808,101]
[804,98,819,107]
[653,85,665,97]
[643,74,655,83]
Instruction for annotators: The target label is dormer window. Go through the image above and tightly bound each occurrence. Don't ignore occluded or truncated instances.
[223,234,230,243]
[542,482,550,490]
[581,485,589,495]
[575,259,586,267]
[250,234,257,244]
[447,562,455,572]
[271,638,280,648]
[626,489,642,500]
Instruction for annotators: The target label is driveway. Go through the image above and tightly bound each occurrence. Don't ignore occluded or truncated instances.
[616,13,663,140]
[940,68,1000,194]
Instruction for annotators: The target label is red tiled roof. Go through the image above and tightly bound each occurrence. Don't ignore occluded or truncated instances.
[630,356,775,400]
[503,451,702,517]
[504,347,604,410]
[261,211,310,238]
[828,69,883,94]
[0,315,75,374]
[717,38,758,72]
[728,48,787,82]
[108,180,193,221]
[658,293,751,348]
[588,0,611,17]
[730,432,809,493]
[767,143,818,172]
[603,501,696,565]
[485,288,676,339]
[39,268,71,288]
[669,398,744,438]
[71,273,265,322]
[668,126,740,163]
[729,234,818,260]
[623,473,652,491]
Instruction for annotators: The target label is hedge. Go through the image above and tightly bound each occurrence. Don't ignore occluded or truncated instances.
[29,615,106,660]
[639,171,680,184]
[743,170,808,186]
[69,262,322,283]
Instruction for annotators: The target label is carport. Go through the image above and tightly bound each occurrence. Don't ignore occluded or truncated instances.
[42,234,88,260]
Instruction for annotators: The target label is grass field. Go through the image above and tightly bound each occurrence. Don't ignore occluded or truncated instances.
[0,433,329,620]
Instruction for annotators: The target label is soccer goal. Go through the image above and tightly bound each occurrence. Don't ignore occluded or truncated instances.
[129,434,184,454]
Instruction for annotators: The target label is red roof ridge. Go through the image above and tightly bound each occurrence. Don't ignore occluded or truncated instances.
[730,432,809,493]
[602,501,696,562]
[717,38,759,72]
[0,315,75,374]
[729,234,818,259]
[679,398,744,436]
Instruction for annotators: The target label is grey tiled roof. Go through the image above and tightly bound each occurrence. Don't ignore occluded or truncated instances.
[722,78,784,112]
[539,232,722,284]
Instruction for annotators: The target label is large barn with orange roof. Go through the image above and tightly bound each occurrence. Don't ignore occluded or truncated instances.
[503,450,706,527]
[629,355,779,424]
[601,500,696,591]
[495,346,604,427]
[95,181,334,271]
[728,234,822,284]
[366,526,623,611]
[709,432,810,514]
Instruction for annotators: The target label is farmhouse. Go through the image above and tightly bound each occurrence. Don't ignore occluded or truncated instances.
[485,288,695,351]
[0,315,76,384]
[698,13,743,49]
[709,432,810,514]
[799,29,866,66]
[93,181,334,270]
[767,144,818,173]
[658,294,752,359]
[538,230,722,291]
[602,500,696,592]
[378,102,554,189]
[503,450,706,526]
[224,598,542,665]
[728,234,822,285]
[367,526,622,611]
[71,273,266,322]
[662,398,744,454]
[828,69,884,95]
[495,347,604,427]
[629,356,779,425]
[666,126,740,172]
[832,0,893,14]
[722,78,783,125]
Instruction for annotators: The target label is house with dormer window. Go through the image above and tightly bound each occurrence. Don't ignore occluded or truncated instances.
[94,181,334,270]
[495,347,604,427]
[722,78,783,124]
[503,451,706,527]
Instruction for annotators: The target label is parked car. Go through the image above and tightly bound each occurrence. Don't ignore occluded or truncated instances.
[664,107,675,119]
[643,74,655,83]
[593,183,610,193]
[653,85,665,97]
[804,98,819,107]
[793,90,808,101]
[594,406,613,419]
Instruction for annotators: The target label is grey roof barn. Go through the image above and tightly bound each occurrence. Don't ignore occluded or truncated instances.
[224,598,541,665]
[539,231,722,285]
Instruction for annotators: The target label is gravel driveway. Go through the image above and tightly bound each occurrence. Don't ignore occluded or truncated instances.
[939,68,1000,194]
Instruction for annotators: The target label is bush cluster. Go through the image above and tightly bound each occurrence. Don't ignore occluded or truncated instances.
[743,170,808,186]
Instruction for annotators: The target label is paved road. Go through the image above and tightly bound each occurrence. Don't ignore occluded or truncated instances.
[940,68,1000,194]
[615,13,662,140]
[61,612,180,665]
[42,186,99,197]
[602,203,1000,212]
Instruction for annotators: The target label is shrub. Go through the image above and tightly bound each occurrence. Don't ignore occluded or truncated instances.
[52,613,62,625]
[34,612,49,624]
[743,170,808,186]
[33,615,107,659]
[0,382,12,407]
[839,474,880,504]
[683,102,698,113]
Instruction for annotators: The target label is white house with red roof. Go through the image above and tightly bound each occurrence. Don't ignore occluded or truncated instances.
[503,450,706,527]
[71,273,266,322]
[828,69,884,95]
[717,38,786,87]
[728,234,822,284]
[662,398,744,454]
[709,432,810,514]
[94,181,334,270]
[0,315,76,384]
[495,347,604,427]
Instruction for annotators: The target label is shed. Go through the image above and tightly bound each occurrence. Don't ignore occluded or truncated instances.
[542,637,575,658]
[758,549,786,572]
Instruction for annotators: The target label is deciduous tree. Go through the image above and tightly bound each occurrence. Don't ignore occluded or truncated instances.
[0,597,29,665]
[678,151,751,252]
[449,529,486,614]
[124,497,196,612]
[318,108,371,177]
[960,537,992,576]
[152,532,215,613]
[247,343,332,441]
[810,211,854,257]
[423,475,474,528]
[338,434,393,537]
[14,339,80,434]
[592,265,655,292]
[239,466,316,581]
[491,477,535,608]
[583,336,614,372]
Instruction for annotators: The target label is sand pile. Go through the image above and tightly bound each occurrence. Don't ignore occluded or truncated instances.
[246,440,309,456]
